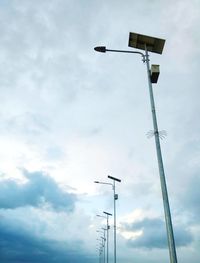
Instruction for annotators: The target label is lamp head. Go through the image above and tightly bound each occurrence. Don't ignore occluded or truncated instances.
[94,181,99,183]
[94,46,106,53]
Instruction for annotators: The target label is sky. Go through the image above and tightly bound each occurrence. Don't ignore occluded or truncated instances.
[0,0,200,262]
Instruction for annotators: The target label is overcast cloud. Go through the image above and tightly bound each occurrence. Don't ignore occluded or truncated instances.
[0,170,76,211]
[123,217,193,249]
[0,0,200,263]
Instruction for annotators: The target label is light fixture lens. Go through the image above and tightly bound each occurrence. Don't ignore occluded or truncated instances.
[94,46,106,53]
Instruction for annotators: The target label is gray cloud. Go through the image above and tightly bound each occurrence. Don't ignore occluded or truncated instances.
[123,217,193,249]
[0,0,199,262]
[0,170,76,211]
[0,219,94,263]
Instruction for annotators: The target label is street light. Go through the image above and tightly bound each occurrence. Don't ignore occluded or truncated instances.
[97,212,112,263]
[97,238,104,263]
[94,176,121,263]
[97,236,106,263]
[94,32,178,263]
[100,234,106,263]
[97,215,108,263]
[96,244,102,263]
[103,211,112,263]
[107,175,121,263]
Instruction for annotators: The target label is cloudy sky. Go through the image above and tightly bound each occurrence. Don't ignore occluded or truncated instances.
[0,0,200,262]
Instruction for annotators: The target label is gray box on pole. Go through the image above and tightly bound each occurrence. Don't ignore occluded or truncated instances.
[151,64,160,83]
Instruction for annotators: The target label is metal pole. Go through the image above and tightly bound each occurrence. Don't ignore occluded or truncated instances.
[101,237,105,263]
[99,248,101,263]
[113,181,116,263]
[144,45,178,263]
[101,243,104,263]
[103,211,112,263]
[103,235,106,263]
[106,215,109,263]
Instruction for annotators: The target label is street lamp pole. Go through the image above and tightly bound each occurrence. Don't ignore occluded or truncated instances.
[97,238,103,263]
[103,211,112,263]
[97,246,102,263]
[101,235,106,263]
[94,32,178,263]
[97,212,112,263]
[144,46,177,263]
[97,226,107,263]
[97,216,107,263]
[94,176,121,263]
[107,175,121,263]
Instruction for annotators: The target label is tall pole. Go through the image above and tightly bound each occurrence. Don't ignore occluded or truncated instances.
[107,175,121,263]
[107,216,109,263]
[97,230,106,263]
[100,236,105,263]
[103,234,106,263]
[103,211,112,263]
[97,238,103,263]
[113,180,116,263]
[94,35,177,263]
[145,45,177,263]
[107,217,109,263]
[95,176,120,263]
[98,248,101,263]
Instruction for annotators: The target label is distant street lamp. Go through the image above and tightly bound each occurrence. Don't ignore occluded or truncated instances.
[103,211,112,263]
[95,175,121,263]
[96,225,106,263]
[100,234,106,263]
[96,238,103,263]
[97,212,112,263]
[94,32,177,263]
